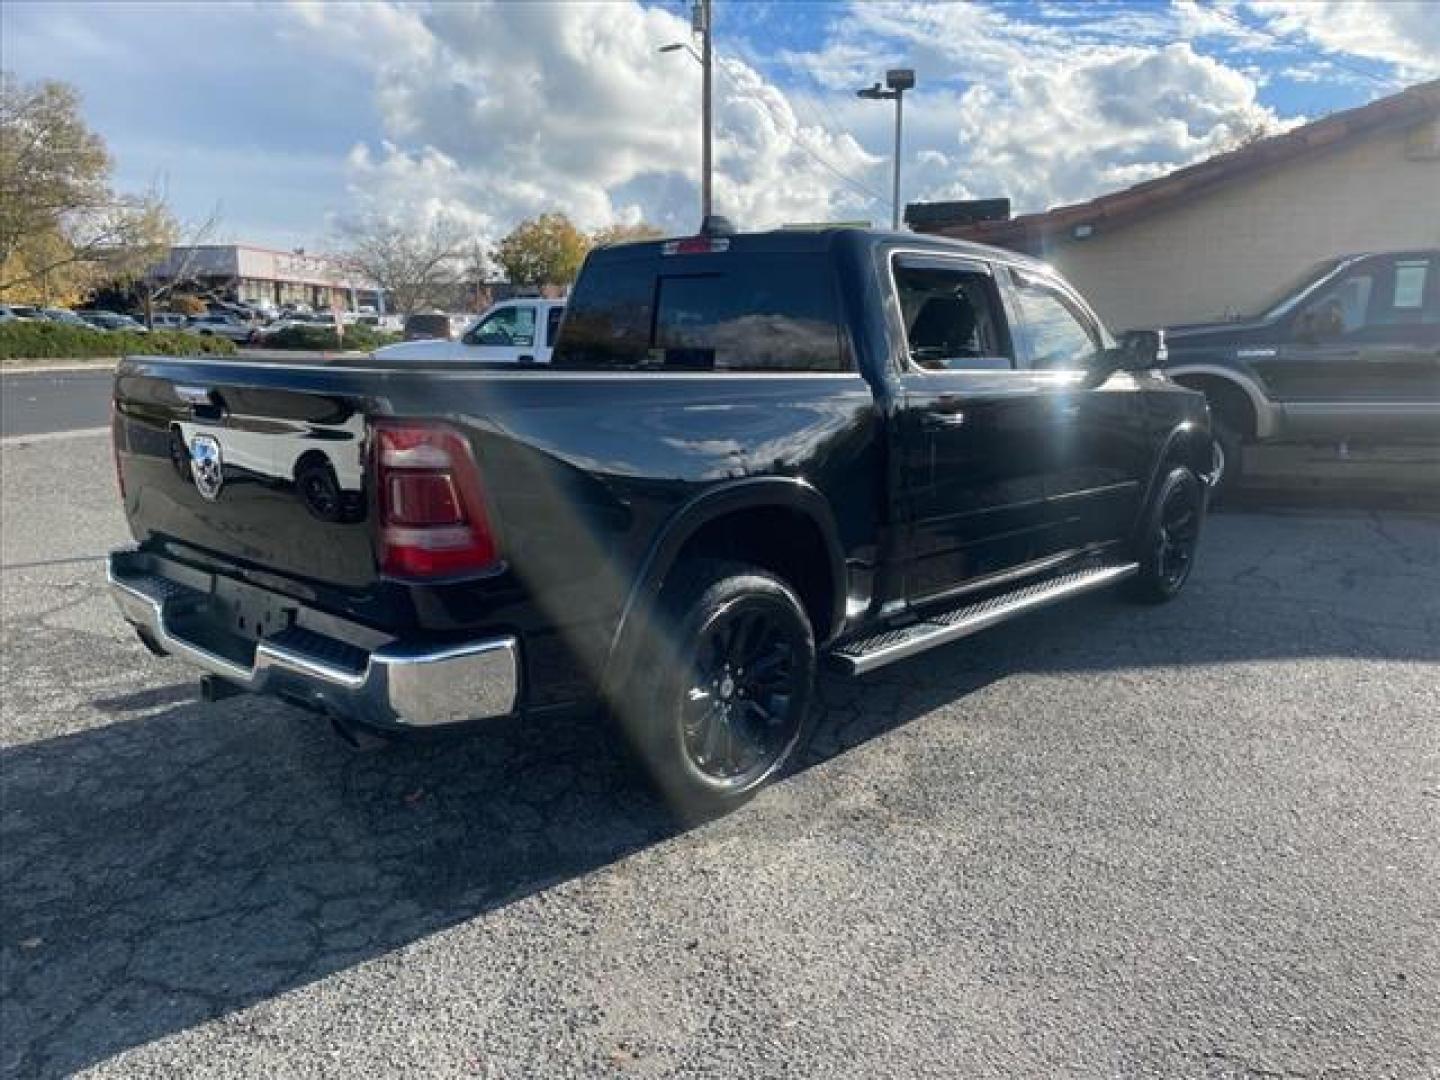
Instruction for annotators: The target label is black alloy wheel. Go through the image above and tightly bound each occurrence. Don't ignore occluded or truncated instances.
[1154,478,1202,590]
[1128,466,1205,603]
[680,597,804,790]
[624,559,818,818]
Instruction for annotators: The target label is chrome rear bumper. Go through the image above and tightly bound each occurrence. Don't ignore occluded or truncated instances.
[107,549,519,729]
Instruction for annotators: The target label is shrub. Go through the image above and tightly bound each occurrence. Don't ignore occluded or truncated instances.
[260,324,402,351]
[0,321,237,360]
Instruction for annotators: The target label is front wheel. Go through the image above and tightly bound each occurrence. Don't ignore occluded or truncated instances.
[621,559,817,820]
[1127,466,1205,604]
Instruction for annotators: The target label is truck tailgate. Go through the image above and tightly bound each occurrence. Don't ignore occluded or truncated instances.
[114,359,378,592]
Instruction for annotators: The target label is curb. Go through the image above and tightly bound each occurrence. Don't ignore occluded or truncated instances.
[1,360,120,375]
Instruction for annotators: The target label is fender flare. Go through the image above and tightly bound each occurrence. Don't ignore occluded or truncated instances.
[1165,363,1279,440]
[600,476,848,697]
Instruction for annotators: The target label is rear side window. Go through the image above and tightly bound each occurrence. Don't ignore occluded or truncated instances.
[546,305,564,346]
[555,251,845,371]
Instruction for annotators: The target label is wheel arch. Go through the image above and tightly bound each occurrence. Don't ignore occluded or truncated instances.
[601,477,847,699]
[1166,363,1277,440]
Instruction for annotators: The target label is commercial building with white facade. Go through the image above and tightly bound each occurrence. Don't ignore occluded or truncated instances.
[146,245,382,311]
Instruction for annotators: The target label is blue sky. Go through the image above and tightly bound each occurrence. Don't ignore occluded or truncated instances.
[2,1,1434,252]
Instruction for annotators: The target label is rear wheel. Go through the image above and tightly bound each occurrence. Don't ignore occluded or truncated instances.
[1127,466,1205,604]
[622,559,817,819]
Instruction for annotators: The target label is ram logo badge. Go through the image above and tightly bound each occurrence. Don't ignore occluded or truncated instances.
[189,434,224,500]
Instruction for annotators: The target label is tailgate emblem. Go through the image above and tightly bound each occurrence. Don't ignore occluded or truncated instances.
[189,434,224,500]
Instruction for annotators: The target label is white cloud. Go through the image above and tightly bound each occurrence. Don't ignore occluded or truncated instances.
[312,0,1289,240]
[1246,1,1440,81]
[794,8,1282,215]
[298,0,881,246]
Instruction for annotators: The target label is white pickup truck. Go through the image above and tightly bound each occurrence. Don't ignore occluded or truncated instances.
[374,298,566,363]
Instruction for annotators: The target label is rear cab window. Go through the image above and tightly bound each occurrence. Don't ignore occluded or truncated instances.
[554,241,848,372]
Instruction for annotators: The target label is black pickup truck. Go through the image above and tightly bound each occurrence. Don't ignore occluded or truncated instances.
[1163,250,1440,490]
[109,227,1217,815]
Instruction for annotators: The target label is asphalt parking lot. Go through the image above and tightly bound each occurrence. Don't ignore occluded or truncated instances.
[2,431,1437,1079]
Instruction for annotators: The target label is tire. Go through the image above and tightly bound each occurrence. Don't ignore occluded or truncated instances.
[619,558,818,820]
[1127,466,1205,604]
[1210,416,1244,501]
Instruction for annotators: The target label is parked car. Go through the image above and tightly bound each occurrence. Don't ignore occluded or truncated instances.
[0,304,40,322]
[400,311,469,341]
[186,313,256,344]
[78,310,148,333]
[376,300,564,363]
[107,226,1216,816]
[39,307,92,327]
[249,314,342,343]
[350,313,403,332]
[1162,249,1440,491]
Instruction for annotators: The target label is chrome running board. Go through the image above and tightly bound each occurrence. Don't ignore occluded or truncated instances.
[830,561,1138,675]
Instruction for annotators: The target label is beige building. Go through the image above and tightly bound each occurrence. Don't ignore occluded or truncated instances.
[913,79,1440,331]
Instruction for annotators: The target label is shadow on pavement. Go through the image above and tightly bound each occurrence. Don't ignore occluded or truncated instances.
[4,509,1438,1076]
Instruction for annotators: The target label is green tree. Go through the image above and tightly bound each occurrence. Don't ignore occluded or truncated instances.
[493,212,589,286]
[591,221,664,248]
[0,71,175,303]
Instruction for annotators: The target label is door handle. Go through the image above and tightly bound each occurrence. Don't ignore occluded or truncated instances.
[517,354,535,364]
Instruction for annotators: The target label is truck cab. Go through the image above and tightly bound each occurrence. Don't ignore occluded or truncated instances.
[376,299,566,364]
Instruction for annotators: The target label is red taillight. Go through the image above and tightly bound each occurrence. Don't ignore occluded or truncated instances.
[373,421,499,577]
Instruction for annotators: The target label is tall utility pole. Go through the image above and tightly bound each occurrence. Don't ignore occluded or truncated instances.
[698,0,713,220]
[858,68,916,230]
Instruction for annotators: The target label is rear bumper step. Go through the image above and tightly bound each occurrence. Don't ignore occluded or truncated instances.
[830,561,1138,675]
[107,549,519,728]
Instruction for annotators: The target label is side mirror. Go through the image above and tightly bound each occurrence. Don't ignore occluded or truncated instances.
[1116,328,1166,370]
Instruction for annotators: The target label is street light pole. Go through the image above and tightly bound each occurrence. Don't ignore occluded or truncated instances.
[858,68,915,230]
[660,0,714,224]
[891,88,903,231]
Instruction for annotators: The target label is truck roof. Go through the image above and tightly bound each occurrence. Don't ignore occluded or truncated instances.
[589,226,1056,275]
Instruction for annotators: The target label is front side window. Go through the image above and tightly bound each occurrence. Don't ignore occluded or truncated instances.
[1009,272,1102,370]
[545,305,564,346]
[468,305,535,347]
[1299,271,1374,336]
[893,259,1012,370]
